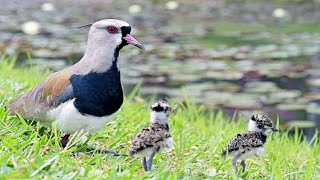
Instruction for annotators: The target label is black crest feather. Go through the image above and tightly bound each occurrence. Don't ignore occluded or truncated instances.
[73,23,93,29]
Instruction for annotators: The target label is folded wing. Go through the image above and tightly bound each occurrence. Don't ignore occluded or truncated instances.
[7,70,74,120]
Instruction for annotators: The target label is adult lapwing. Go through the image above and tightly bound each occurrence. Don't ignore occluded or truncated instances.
[7,19,144,154]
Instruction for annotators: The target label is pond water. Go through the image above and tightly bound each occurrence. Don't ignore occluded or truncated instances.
[119,54,320,141]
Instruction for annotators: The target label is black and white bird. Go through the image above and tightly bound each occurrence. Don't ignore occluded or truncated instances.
[222,114,278,173]
[6,19,144,152]
[130,101,174,171]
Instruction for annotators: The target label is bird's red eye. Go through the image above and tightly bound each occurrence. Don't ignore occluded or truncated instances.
[107,26,118,34]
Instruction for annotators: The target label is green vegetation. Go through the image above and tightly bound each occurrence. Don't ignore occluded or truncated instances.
[197,21,320,47]
[1,56,320,179]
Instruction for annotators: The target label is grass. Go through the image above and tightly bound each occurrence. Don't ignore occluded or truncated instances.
[1,56,320,179]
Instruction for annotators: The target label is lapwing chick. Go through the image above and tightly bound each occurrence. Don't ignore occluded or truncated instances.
[130,101,174,171]
[6,19,144,154]
[222,114,278,174]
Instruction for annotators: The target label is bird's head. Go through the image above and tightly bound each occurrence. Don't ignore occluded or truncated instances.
[85,19,144,53]
[248,114,278,133]
[150,101,171,124]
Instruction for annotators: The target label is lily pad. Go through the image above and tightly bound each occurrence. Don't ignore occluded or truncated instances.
[212,82,241,92]
[268,90,301,102]
[306,103,320,115]
[287,120,317,128]
[205,70,243,80]
[203,91,260,109]
[245,81,279,93]
[276,104,306,111]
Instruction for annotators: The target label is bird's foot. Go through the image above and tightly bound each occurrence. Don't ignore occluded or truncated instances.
[60,134,121,157]
[101,150,121,156]
[240,160,246,173]
[146,152,155,171]
[84,147,121,156]
[142,157,148,171]
[70,151,91,158]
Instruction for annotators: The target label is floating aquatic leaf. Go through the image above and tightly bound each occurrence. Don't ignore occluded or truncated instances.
[245,81,279,93]
[306,103,320,114]
[212,82,241,92]
[184,82,215,92]
[269,90,301,101]
[204,91,260,109]
[169,73,202,84]
[205,70,243,80]
[276,104,306,111]
[287,121,317,128]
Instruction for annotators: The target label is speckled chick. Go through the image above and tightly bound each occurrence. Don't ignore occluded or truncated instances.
[130,101,174,171]
[222,114,278,174]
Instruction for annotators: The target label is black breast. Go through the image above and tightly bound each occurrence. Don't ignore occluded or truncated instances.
[70,60,123,117]
[260,132,267,144]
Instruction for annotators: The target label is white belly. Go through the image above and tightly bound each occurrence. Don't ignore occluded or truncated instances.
[161,136,174,152]
[238,147,265,160]
[135,137,174,158]
[47,99,116,134]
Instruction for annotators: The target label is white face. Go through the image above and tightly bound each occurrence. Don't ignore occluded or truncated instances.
[88,19,130,46]
[248,114,278,132]
[248,119,260,132]
[149,101,171,124]
[150,111,169,124]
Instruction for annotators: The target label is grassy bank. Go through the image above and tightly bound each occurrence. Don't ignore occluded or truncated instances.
[0,57,320,179]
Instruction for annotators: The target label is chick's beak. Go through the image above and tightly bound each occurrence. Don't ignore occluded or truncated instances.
[122,34,145,49]
[271,127,279,132]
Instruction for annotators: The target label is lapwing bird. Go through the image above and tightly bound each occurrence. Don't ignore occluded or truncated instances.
[130,101,174,171]
[222,114,278,174]
[6,19,144,153]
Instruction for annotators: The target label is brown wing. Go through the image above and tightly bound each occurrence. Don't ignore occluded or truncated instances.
[6,70,74,120]
[226,132,264,153]
[130,124,171,155]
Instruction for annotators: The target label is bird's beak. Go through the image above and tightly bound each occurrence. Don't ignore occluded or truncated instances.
[122,34,145,49]
[271,127,279,132]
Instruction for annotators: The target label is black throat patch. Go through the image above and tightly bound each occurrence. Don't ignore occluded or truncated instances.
[70,60,123,116]
[114,26,131,58]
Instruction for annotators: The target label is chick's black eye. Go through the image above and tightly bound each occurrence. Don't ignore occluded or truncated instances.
[107,26,118,34]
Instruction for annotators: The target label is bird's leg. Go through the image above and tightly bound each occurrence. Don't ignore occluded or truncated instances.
[79,136,120,156]
[146,152,156,171]
[60,134,70,148]
[103,150,121,156]
[142,157,148,171]
[240,160,246,173]
[61,134,120,156]
[232,153,242,174]
[255,147,265,157]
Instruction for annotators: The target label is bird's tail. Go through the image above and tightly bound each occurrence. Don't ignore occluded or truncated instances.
[221,148,227,157]
[129,150,136,157]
